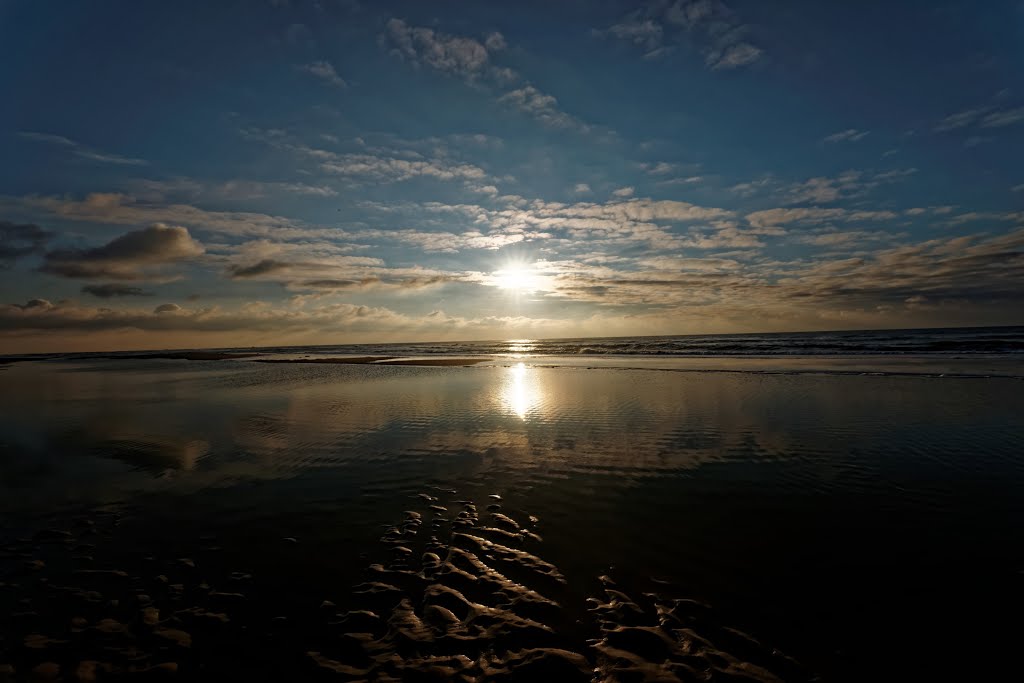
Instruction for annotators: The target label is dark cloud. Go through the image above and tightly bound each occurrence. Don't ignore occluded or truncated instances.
[299,278,378,289]
[40,223,204,280]
[228,259,291,278]
[13,298,54,311]
[81,284,153,298]
[0,300,408,334]
[0,221,51,265]
[294,275,457,291]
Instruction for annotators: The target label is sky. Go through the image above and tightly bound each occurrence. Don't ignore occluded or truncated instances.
[1,0,1022,352]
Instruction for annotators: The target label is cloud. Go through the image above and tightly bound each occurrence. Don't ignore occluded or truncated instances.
[19,132,147,166]
[746,207,897,228]
[383,18,490,82]
[573,183,592,194]
[4,226,1022,350]
[0,221,51,265]
[224,240,385,281]
[2,192,334,240]
[12,298,53,311]
[775,228,1024,308]
[980,106,1024,128]
[294,275,457,292]
[383,19,589,133]
[484,32,507,51]
[320,153,488,182]
[297,60,347,88]
[823,129,869,143]
[498,85,588,131]
[641,162,676,175]
[358,228,528,253]
[706,41,762,70]
[40,224,205,280]
[934,107,990,132]
[601,0,765,70]
[220,241,461,290]
[745,168,916,205]
[239,127,497,186]
[612,186,635,198]
[935,104,1024,132]
[785,175,858,204]
[658,176,703,186]
[81,284,153,298]
[730,176,775,197]
[132,178,338,201]
[794,230,897,247]
[600,19,664,52]
[0,299,464,344]
[228,259,293,279]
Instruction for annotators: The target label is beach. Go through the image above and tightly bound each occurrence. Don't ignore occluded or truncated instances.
[2,339,1023,681]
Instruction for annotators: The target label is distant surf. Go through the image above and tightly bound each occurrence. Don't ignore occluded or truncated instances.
[12,325,1024,363]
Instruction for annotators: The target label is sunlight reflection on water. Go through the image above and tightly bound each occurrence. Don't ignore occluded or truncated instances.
[504,339,537,357]
[501,362,541,419]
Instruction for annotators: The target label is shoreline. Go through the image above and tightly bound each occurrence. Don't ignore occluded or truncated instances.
[2,352,1022,377]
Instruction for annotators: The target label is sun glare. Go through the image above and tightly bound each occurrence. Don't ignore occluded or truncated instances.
[494,265,541,292]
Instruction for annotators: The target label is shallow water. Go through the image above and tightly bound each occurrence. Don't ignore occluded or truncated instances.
[1,359,1023,681]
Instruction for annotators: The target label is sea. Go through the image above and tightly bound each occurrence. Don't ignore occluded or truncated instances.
[19,324,1024,361]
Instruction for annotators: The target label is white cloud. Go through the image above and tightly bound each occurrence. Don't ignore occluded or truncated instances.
[321,153,487,182]
[935,104,1024,132]
[746,207,897,228]
[383,18,490,82]
[484,32,507,51]
[822,129,869,143]
[658,176,703,187]
[980,106,1024,128]
[601,19,663,51]
[498,85,587,131]
[133,178,338,201]
[934,107,990,132]
[707,42,762,70]
[641,162,675,175]
[298,61,347,88]
[601,0,765,71]
[612,186,635,198]
[19,132,147,166]
[383,19,591,133]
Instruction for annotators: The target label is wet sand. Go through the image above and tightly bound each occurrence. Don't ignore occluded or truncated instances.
[2,359,1023,681]
[0,491,811,682]
[254,356,490,367]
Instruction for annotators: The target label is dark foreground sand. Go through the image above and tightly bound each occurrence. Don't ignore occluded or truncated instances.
[0,490,810,682]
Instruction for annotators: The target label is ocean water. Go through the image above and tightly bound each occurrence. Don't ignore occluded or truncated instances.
[12,324,1024,361]
[1,333,1023,680]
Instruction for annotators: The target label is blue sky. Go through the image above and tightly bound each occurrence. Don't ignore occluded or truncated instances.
[1,0,1022,352]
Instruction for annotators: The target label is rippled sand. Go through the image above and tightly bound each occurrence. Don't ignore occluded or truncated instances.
[1,491,813,682]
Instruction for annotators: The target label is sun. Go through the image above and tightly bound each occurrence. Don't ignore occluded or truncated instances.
[493,264,541,292]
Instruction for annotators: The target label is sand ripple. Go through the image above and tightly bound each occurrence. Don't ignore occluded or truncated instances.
[1,497,815,682]
[307,491,814,682]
